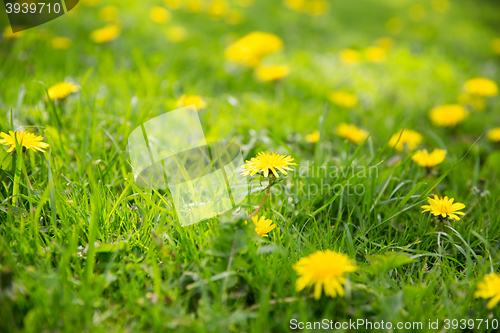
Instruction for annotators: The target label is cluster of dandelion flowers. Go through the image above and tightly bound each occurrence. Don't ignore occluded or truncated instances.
[252,215,276,237]
[255,65,290,82]
[421,195,465,221]
[429,104,468,127]
[388,129,423,152]
[0,131,49,153]
[464,78,498,97]
[336,123,369,145]
[475,273,500,309]
[241,151,297,178]
[224,31,283,67]
[176,95,207,110]
[328,91,358,108]
[412,148,446,168]
[48,82,79,100]
[294,250,357,300]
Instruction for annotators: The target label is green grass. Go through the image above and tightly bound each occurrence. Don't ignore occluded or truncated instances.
[1,0,500,332]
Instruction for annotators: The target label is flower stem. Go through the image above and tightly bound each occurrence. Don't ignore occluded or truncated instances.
[250,178,272,217]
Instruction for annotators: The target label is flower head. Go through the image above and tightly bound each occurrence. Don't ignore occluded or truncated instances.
[475,273,500,309]
[421,195,465,221]
[166,26,188,43]
[90,25,121,44]
[293,250,357,300]
[305,130,320,143]
[225,32,283,67]
[252,215,276,237]
[150,6,171,23]
[176,95,207,110]
[412,148,446,168]
[48,82,79,100]
[388,129,423,152]
[0,131,49,153]
[339,49,361,65]
[429,104,468,127]
[465,78,498,97]
[255,65,290,82]
[3,27,24,40]
[328,91,357,108]
[336,123,369,144]
[302,0,329,16]
[364,46,387,63]
[98,5,119,23]
[487,127,500,143]
[51,37,72,50]
[241,151,297,178]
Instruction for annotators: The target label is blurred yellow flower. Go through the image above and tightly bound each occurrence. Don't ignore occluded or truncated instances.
[328,91,357,108]
[412,149,446,168]
[385,17,403,35]
[166,26,188,42]
[464,78,498,97]
[90,25,121,44]
[339,49,361,65]
[150,6,172,23]
[336,123,369,145]
[305,130,320,143]
[487,128,500,142]
[389,129,423,152]
[51,37,72,50]
[294,250,357,300]
[408,4,426,22]
[226,9,243,25]
[176,95,207,110]
[255,65,290,82]
[241,151,297,178]
[284,0,305,11]
[187,0,204,12]
[458,94,486,111]
[492,38,500,55]
[375,37,394,51]
[302,0,329,16]
[252,215,276,237]
[0,131,49,153]
[165,0,182,9]
[422,195,465,221]
[364,46,387,63]
[225,32,283,67]
[98,5,119,23]
[208,0,228,18]
[431,0,450,13]
[48,82,79,100]
[475,273,500,309]
[3,27,24,40]
[429,104,468,127]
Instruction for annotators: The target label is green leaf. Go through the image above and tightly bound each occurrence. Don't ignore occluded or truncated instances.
[365,252,415,276]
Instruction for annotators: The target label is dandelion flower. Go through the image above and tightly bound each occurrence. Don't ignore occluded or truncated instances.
[412,148,446,168]
[165,0,183,9]
[293,250,357,300]
[3,27,24,40]
[48,82,79,100]
[176,95,207,110]
[241,151,297,178]
[336,123,369,145]
[150,6,171,23]
[208,0,229,18]
[429,104,468,127]
[464,78,498,97]
[492,38,500,55]
[187,0,204,12]
[255,65,290,82]
[364,46,387,63]
[339,49,361,65]
[421,195,465,221]
[98,5,119,23]
[166,26,188,43]
[252,215,276,237]
[487,128,500,143]
[225,32,283,67]
[90,25,121,44]
[302,0,329,16]
[284,0,305,11]
[475,273,500,309]
[388,129,423,152]
[51,37,72,50]
[328,91,357,108]
[0,131,49,153]
[305,130,320,143]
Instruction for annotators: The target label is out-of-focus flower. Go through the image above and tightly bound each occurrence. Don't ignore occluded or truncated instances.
[90,25,121,43]
[492,38,500,55]
[302,0,329,15]
[208,0,228,18]
[339,49,361,65]
[385,17,403,35]
[187,0,204,12]
[364,46,387,63]
[235,0,254,7]
[0,131,49,153]
[305,130,320,143]
[225,32,283,67]
[3,27,24,40]
[165,0,182,9]
[48,82,79,100]
[176,95,207,110]
[429,104,468,127]
[51,37,72,50]
[421,195,465,221]
[459,94,486,111]
[166,26,188,42]
[226,9,243,25]
[336,123,369,145]
[375,37,394,51]
[408,4,426,22]
[475,273,500,309]
[388,129,423,152]
[98,5,119,23]
[284,0,305,11]
[255,65,290,82]
[464,78,498,97]
[150,6,171,23]
[328,91,357,108]
[431,0,450,13]
[241,151,297,178]
[252,215,276,237]
[294,250,357,300]
[412,149,446,168]
[487,128,500,143]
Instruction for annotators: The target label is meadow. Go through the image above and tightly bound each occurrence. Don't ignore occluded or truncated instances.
[1,0,500,332]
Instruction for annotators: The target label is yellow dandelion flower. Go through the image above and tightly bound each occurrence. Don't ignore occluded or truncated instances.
[255,65,290,82]
[464,78,498,97]
[165,0,182,9]
[98,5,119,23]
[431,0,450,13]
[187,0,204,13]
[388,129,423,152]
[328,91,358,108]
[208,0,228,18]
[3,27,24,40]
[252,215,276,237]
[412,149,446,168]
[166,26,188,42]
[294,250,357,300]
[492,38,500,55]
[284,0,305,11]
[475,273,500,309]
[176,95,207,110]
[487,128,500,143]
[241,151,297,178]
[385,17,403,35]
[364,46,387,63]
[429,104,468,127]
[339,49,361,65]
[51,37,72,50]
[375,37,394,51]
[336,123,369,145]
[90,25,121,44]
[302,0,329,16]
[458,93,486,111]
[224,31,284,67]
[408,4,426,22]
[0,131,49,153]
[421,195,465,221]
[150,6,171,23]
[48,82,79,100]
[305,130,320,143]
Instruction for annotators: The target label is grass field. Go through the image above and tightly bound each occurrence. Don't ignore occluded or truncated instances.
[1,0,500,332]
